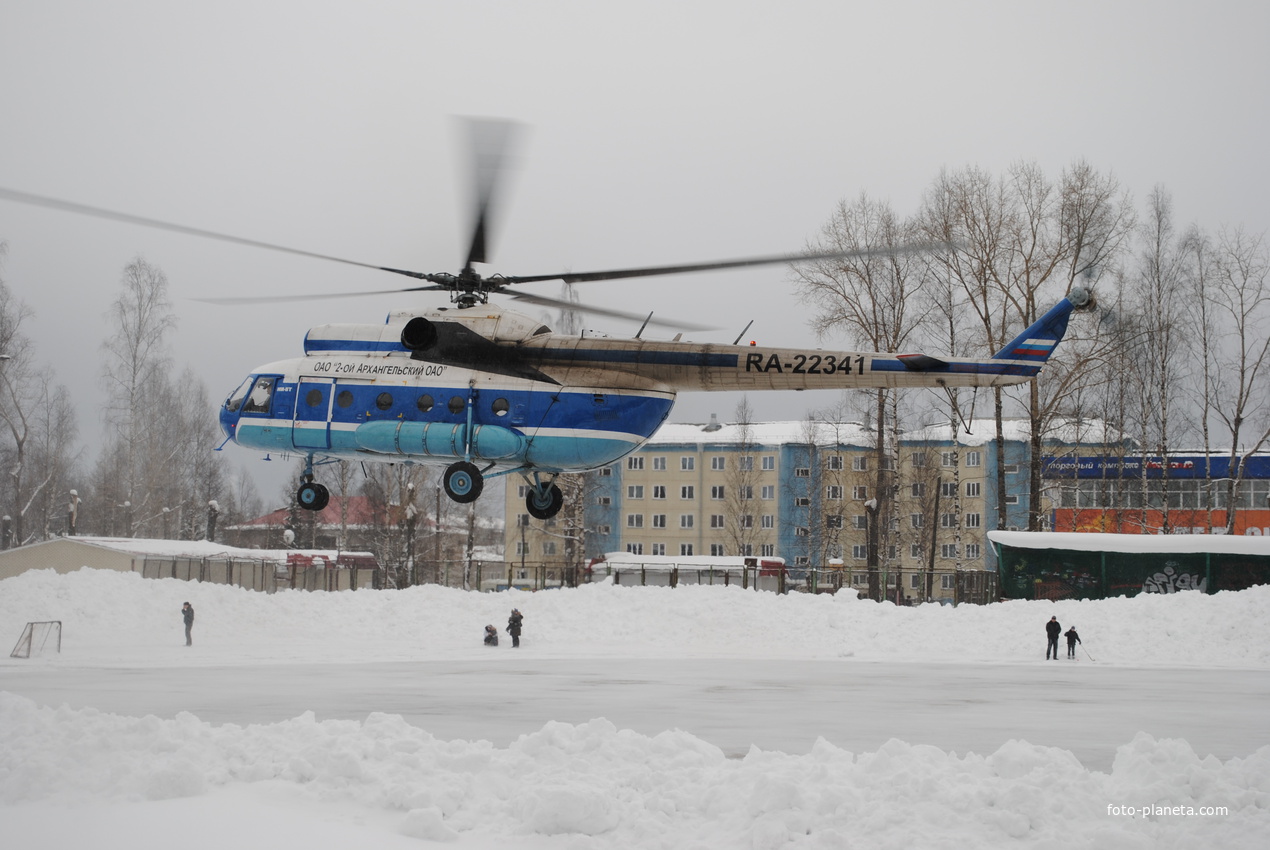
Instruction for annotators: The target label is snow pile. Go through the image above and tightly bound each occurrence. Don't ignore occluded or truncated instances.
[3,694,1267,848]
[2,567,1270,667]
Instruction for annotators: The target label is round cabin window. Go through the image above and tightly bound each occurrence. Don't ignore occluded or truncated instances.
[448,395,465,414]
[492,398,510,417]
[376,392,393,411]
[336,390,354,409]
[417,394,434,413]
[306,389,324,407]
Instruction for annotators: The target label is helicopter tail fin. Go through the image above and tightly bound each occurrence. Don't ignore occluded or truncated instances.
[990,288,1091,376]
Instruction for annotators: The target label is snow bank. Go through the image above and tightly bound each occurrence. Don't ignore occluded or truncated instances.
[2,567,1269,668]
[2,693,1267,848]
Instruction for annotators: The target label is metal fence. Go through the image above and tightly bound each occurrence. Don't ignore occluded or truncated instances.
[137,558,378,593]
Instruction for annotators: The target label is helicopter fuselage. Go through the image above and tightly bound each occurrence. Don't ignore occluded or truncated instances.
[218,296,1081,501]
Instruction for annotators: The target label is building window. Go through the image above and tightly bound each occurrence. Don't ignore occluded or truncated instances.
[941,452,957,467]
[596,496,612,506]
[826,485,843,500]
[710,544,724,556]
[761,515,774,529]
[680,515,694,529]
[627,514,644,528]
[795,497,811,507]
[826,515,842,529]
[680,544,694,556]
[1004,463,1020,474]
[599,466,613,477]
[941,574,955,589]
[516,513,530,527]
[941,544,958,559]
[651,543,666,556]
[762,456,775,471]
[681,486,695,500]
[740,485,753,500]
[965,543,982,559]
[738,456,753,471]
[681,457,695,471]
[910,543,923,559]
[738,514,754,529]
[966,451,982,467]
[795,467,811,478]
[795,526,810,536]
[911,483,926,498]
[910,514,924,529]
[826,455,843,471]
[626,543,643,555]
[852,544,867,560]
[652,485,666,500]
[853,485,869,500]
[542,541,557,556]
[761,485,775,500]
[652,456,666,471]
[628,456,644,470]
[941,482,957,498]
[627,485,644,499]
[711,456,725,471]
[517,485,529,498]
[760,544,775,557]
[852,456,868,472]
[852,515,867,530]
[910,574,923,589]
[965,512,982,528]
[795,556,810,566]
[596,525,611,535]
[966,481,981,498]
[709,485,725,500]
[1005,494,1020,505]
[911,452,927,468]
[941,513,957,528]
[710,514,725,529]
[515,541,527,556]
[652,514,667,528]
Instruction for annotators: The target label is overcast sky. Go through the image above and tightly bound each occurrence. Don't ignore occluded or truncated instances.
[2,1,1268,500]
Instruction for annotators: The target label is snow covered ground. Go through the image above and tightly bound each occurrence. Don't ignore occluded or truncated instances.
[2,568,1268,848]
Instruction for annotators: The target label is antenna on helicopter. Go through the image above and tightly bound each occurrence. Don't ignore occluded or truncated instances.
[635,312,654,339]
[732,320,754,346]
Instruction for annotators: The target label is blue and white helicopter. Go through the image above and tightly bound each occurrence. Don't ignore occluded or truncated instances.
[1,121,1091,520]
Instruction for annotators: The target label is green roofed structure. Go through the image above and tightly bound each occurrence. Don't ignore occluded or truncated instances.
[988,531,1270,601]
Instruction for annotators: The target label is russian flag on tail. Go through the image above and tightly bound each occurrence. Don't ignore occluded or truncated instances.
[990,288,1092,375]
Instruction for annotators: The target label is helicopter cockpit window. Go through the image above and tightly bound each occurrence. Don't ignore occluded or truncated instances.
[533,324,552,336]
[224,377,253,413]
[242,376,276,415]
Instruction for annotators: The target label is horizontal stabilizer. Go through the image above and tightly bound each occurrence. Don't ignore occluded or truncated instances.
[897,353,949,371]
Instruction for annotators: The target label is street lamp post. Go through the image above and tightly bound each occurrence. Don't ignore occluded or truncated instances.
[864,498,880,602]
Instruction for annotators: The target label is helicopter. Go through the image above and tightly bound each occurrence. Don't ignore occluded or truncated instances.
[0,120,1091,520]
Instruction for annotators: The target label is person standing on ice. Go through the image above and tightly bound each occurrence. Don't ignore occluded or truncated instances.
[182,602,195,646]
[1065,626,1081,658]
[484,624,499,646]
[1045,616,1061,660]
[507,608,523,648]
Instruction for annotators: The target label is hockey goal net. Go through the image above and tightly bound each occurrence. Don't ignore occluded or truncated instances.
[10,620,62,658]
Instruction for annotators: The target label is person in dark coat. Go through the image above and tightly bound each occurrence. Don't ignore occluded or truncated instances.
[1045,615,1061,660]
[1065,626,1082,658]
[507,608,523,648]
[484,624,499,647]
[182,602,195,646]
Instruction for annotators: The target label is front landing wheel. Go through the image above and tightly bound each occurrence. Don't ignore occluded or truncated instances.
[526,483,564,520]
[443,461,484,504]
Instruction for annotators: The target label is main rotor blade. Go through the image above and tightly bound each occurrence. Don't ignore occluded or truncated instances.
[505,290,716,332]
[502,243,948,285]
[0,186,434,281]
[463,118,522,269]
[195,284,448,305]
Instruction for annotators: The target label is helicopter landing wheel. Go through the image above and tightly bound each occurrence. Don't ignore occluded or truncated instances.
[526,482,564,520]
[443,461,484,504]
[297,481,330,512]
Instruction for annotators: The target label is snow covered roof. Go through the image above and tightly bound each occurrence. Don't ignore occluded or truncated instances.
[45,536,374,563]
[987,530,1270,556]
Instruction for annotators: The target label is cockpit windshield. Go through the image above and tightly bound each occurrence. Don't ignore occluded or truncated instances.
[224,377,253,413]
